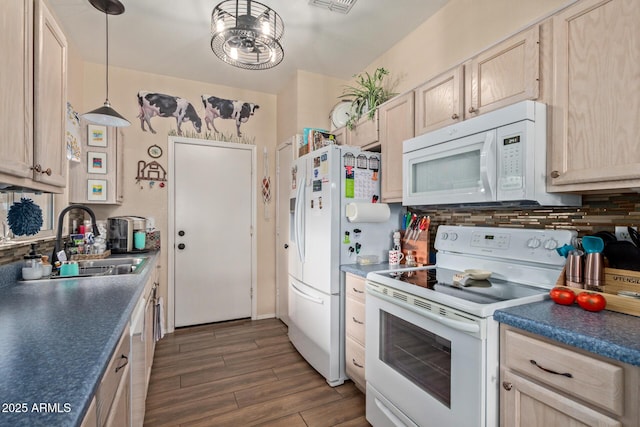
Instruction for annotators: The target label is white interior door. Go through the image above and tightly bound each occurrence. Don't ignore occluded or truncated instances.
[172,139,255,327]
[275,139,294,325]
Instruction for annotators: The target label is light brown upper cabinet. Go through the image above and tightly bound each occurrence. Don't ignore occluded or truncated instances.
[380,92,414,202]
[348,111,379,148]
[33,0,68,189]
[414,66,464,135]
[548,0,640,192]
[332,126,349,146]
[0,0,67,193]
[465,25,540,119]
[0,1,34,186]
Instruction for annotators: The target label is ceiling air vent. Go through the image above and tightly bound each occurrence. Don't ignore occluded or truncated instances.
[308,0,357,14]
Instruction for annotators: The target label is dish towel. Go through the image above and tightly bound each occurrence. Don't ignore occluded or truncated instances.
[155,296,166,341]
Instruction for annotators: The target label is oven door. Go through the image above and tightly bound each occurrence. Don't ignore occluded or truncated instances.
[365,283,487,427]
[403,130,497,206]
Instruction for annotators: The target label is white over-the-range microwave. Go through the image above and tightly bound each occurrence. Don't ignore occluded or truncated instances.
[403,100,581,207]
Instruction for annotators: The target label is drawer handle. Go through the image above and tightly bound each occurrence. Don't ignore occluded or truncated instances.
[352,316,364,325]
[352,358,364,368]
[352,287,364,294]
[115,355,129,373]
[530,359,572,378]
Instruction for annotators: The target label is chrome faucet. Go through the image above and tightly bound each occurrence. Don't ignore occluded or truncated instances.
[51,204,100,267]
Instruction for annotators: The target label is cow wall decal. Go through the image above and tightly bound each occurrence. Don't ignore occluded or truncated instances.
[137,91,202,136]
[202,95,260,137]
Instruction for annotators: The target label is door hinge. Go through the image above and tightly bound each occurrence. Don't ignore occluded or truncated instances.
[250,225,254,236]
[250,287,253,299]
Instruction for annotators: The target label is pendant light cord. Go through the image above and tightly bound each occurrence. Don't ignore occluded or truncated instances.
[105,10,109,104]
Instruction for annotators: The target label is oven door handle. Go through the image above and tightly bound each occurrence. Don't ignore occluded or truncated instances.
[368,286,480,334]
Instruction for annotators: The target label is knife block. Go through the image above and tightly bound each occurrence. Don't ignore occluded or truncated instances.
[400,230,430,267]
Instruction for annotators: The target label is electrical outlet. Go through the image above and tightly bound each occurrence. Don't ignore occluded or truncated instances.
[615,226,637,242]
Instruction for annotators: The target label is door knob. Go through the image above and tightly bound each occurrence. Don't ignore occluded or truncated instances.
[178,230,185,236]
[177,243,186,250]
[284,244,289,249]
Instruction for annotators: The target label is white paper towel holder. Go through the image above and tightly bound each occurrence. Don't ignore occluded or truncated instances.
[345,202,391,223]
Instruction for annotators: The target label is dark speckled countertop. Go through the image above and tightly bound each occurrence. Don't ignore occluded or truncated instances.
[495,301,640,366]
[0,252,158,426]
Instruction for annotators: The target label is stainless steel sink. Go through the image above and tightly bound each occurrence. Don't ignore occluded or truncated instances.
[75,257,147,275]
[22,256,148,282]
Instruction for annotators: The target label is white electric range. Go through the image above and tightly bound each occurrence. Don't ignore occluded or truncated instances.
[365,225,577,427]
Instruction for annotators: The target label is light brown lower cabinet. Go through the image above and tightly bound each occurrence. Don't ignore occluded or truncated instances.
[345,273,366,392]
[500,325,639,427]
[80,397,97,427]
[96,325,131,427]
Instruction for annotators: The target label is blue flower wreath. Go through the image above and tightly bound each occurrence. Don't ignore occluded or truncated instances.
[7,197,43,236]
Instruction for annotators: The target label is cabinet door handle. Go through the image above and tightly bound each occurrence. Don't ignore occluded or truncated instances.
[352,287,364,294]
[550,170,560,178]
[468,106,478,114]
[352,358,364,368]
[352,316,364,325]
[451,113,459,120]
[530,359,573,378]
[115,354,129,373]
[502,381,512,391]
[177,243,186,250]
[31,164,52,176]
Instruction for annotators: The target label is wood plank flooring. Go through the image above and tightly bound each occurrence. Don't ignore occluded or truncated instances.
[144,318,370,427]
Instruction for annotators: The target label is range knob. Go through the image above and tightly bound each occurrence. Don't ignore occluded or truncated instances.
[440,232,449,240]
[543,238,559,250]
[449,232,458,241]
[527,237,541,249]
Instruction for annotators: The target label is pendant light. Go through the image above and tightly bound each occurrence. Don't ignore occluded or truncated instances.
[82,0,130,127]
[210,0,284,70]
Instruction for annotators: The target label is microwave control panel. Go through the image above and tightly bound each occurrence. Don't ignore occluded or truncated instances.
[498,133,523,190]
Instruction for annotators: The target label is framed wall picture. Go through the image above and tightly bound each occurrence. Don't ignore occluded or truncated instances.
[87,124,107,147]
[87,151,107,174]
[87,179,107,201]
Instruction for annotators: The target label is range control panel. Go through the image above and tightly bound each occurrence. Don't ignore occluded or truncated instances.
[435,226,577,266]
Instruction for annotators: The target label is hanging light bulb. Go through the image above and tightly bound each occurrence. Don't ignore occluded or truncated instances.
[82,0,130,127]
[261,20,270,35]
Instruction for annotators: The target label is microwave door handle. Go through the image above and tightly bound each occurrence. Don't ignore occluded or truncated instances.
[480,131,497,197]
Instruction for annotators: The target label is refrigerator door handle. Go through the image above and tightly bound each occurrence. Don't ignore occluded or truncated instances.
[294,175,305,263]
[290,283,324,305]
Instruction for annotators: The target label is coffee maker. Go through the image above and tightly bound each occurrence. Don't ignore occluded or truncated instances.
[107,216,147,253]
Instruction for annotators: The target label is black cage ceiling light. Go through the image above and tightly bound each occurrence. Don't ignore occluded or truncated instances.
[210,0,284,70]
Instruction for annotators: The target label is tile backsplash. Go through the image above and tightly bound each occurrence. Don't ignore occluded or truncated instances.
[411,193,640,256]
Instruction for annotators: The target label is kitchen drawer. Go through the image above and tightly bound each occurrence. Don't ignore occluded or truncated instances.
[503,328,624,415]
[345,273,366,303]
[345,296,365,345]
[97,325,131,426]
[346,336,365,391]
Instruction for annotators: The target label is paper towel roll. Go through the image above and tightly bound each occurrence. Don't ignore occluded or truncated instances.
[345,203,391,223]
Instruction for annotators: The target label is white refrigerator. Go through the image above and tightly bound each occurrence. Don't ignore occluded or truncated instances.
[288,144,400,386]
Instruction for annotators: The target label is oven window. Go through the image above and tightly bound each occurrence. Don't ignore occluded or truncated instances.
[380,310,451,407]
